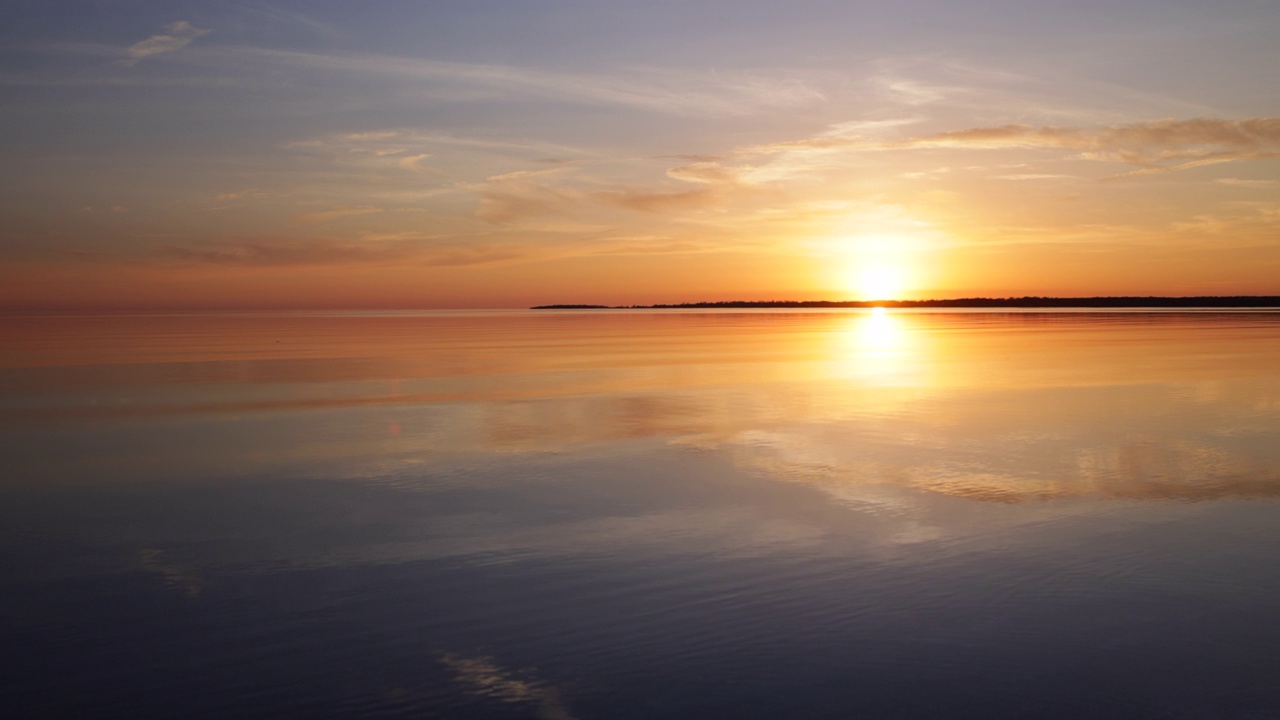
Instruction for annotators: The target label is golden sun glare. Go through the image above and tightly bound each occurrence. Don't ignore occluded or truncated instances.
[852,264,907,301]
[831,230,931,301]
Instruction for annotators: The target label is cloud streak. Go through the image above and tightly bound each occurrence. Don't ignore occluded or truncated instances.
[472,170,584,224]
[471,159,762,224]
[291,206,384,224]
[122,21,212,66]
[138,45,825,116]
[749,117,1280,175]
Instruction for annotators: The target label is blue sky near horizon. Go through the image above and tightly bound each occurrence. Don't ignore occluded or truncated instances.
[3,1,1280,308]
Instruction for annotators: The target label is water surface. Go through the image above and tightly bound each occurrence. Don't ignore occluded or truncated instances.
[4,309,1280,719]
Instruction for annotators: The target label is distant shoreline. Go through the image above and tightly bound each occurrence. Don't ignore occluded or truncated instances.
[532,297,1280,310]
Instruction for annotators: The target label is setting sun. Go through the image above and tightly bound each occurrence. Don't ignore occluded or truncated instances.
[853,265,908,301]
[831,230,928,301]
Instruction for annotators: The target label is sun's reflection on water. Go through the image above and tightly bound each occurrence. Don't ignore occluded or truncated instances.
[7,310,1280,508]
[835,308,924,387]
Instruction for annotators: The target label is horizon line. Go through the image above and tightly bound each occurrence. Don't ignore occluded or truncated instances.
[6,294,1280,315]
[532,295,1280,310]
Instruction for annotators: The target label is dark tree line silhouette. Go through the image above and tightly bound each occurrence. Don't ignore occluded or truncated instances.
[533,296,1280,309]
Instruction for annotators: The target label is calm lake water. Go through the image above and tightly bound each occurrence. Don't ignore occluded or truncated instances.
[4,309,1280,719]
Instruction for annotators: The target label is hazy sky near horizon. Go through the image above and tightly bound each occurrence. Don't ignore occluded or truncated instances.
[3,0,1280,308]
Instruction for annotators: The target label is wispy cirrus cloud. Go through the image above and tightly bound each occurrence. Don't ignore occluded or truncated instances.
[907,118,1280,172]
[747,117,1280,176]
[121,21,212,66]
[251,48,825,116]
[397,154,433,172]
[291,206,384,224]
[286,129,595,184]
[595,187,717,214]
[237,5,344,41]
[472,170,584,224]
[994,173,1074,181]
[470,158,764,225]
[94,42,824,116]
[596,160,760,213]
[1213,178,1278,188]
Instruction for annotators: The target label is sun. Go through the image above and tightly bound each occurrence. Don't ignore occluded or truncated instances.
[826,229,933,301]
[852,264,907,301]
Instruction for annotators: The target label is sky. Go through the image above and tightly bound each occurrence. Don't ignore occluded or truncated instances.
[2,0,1280,309]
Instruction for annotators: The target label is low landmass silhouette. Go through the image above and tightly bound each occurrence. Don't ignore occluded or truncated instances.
[533,296,1280,309]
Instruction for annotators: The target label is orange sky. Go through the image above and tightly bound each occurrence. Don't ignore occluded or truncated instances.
[3,3,1280,309]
